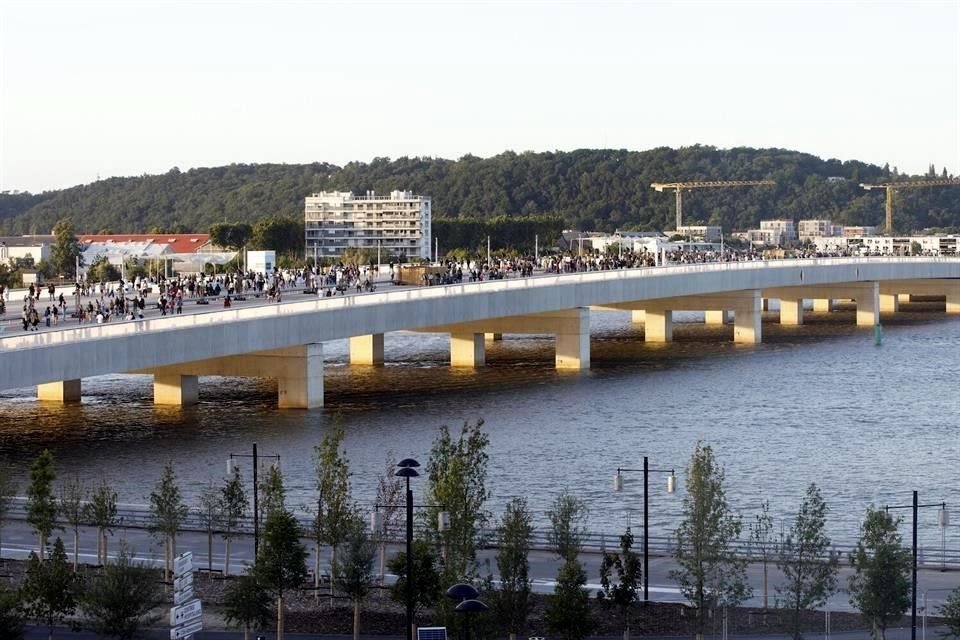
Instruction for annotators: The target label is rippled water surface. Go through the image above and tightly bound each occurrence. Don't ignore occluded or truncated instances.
[2,304,959,547]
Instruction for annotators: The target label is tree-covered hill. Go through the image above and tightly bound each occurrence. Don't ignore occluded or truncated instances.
[2,147,957,235]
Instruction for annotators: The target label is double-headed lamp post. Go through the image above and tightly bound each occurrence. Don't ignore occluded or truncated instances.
[227,443,280,562]
[613,456,677,603]
[885,492,948,640]
[395,458,420,640]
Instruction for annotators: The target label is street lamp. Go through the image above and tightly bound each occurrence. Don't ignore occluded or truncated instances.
[395,457,420,640]
[227,443,280,562]
[885,492,948,640]
[615,231,623,259]
[613,456,677,603]
[447,583,488,640]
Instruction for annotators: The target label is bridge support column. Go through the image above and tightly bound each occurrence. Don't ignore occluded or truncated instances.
[732,290,762,344]
[484,333,502,342]
[898,293,912,304]
[856,283,880,327]
[779,299,804,326]
[554,308,590,369]
[704,310,730,325]
[761,298,770,312]
[153,374,199,406]
[813,298,834,313]
[349,334,384,366]
[37,379,81,403]
[277,343,325,409]
[879,293,899,313]
[645,309,673,343]
[630,310,645,324]
[450,333,485,368]
[947,287,960,314]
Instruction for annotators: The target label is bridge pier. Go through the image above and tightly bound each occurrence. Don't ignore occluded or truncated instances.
[704,310,731,325]
[349,334,384,366]
[450,333,485,367]
[484,333,503,342]
[277,343,325,409]
[856,283,880,327]
[947,289,960,314]
[812,298,834,313]
[732,290,762,344]
[898,293,912,304]
[779,298,804,326]
[630,310,645,324]
[879,293,899,313]
[554,308,590,369]
[644,308,673,343]
[37,379,82,403]
[153,374,199,406]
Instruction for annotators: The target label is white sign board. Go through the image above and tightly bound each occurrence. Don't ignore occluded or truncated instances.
[173,585,194,606]
[170,618,203,639]
[173,571,193,592]
[174,552,193,578]
[170,599,202,626]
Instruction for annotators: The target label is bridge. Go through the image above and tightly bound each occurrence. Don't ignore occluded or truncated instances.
[4,257,960,408]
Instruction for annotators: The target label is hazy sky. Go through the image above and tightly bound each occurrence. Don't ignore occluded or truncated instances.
[1,0,958,193]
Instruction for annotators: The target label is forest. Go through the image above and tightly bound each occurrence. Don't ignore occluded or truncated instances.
[1,146,957,237]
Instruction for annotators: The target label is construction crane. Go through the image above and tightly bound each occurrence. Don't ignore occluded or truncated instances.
[650,180,776,230]
[859,179,960,233]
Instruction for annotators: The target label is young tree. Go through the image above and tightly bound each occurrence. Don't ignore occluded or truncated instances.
[223,573,272,640]
[51,218,83,278]
[491,497,533,640]
[0,588,24,640]
[20,537,78,640]
[221,470,249,576]
[749,499,777,610]
[337,522,377,640]
[26,449,57,561]
[848,507,911,640]
[313,420,355,602]
[671,442,750,640]
[387,538,442,624]
[84,479,118,565]
[148,461,188,581]
[254,508,308,640]
[259,462,286,521]
[547,488,588,562]
[544,558,596,640]
[0,460,16,565]
[58,474,87,572]
[777,483,839,640]
[373,451,404,580]
[197,481,224,574]
[80,543,164,639]
[425,419,491,584]
[940,587,960,640]
[598,528,641,640]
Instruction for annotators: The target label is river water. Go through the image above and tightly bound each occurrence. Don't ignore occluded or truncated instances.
[1,304,958,549]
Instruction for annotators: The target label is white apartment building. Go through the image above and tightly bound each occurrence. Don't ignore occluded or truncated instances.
[676,225,722,242]
[304,190,432,261]
[798,219,839,242]
[759,220,797,245]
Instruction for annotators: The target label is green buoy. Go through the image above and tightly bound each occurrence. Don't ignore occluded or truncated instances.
[874,324,883,346]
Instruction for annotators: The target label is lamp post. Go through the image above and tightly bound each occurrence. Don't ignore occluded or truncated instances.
[446,583,488,640]
[615,231,622,259]
[227,443,280,562]
[395,458,420,640]
[613,456,677,603]
[885,492,948,640]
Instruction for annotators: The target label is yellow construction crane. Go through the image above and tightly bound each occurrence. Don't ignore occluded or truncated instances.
[859,179,960,233]
[650,180,776,230]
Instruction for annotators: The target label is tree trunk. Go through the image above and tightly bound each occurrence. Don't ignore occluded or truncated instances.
[353,599,360,640]
[164,538,170,581]
[243,627,250,640]
[330,545,337,604]
[315,543,320,599]
[225,538,231,576]
[276,595,284,640]
[38,533,44,561]
[73,529,79,572]
[207,529,213,573]
[102,530,108,564]
[762,558,769,609]
[624,625,630,640]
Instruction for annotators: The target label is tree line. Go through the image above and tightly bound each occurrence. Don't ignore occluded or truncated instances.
[2,148,958,240]
[4,433,960,639]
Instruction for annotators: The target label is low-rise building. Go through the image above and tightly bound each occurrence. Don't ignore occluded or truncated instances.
[0,235,53,265]
[676,225,722,242]
[798,219,840,242]
[759,220,797,245]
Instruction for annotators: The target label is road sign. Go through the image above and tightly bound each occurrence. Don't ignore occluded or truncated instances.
[173,571,193,592]
[170,598,202,626]
[174,551,193,577]
[173,585,194,606]
[170,618,203,639]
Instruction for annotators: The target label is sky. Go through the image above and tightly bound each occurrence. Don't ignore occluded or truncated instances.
[1,0,958,193]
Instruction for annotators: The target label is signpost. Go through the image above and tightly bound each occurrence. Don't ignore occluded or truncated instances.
[170,551,202,640]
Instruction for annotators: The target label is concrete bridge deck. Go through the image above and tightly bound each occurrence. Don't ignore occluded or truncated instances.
[4,257,959,407]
